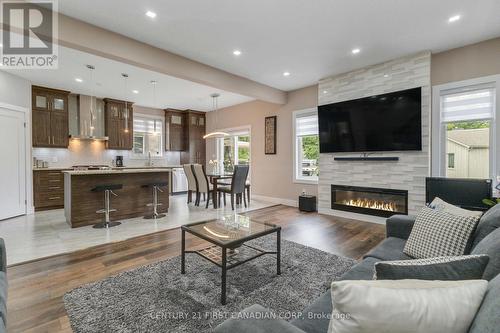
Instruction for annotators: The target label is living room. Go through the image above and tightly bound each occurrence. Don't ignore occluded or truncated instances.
[1,1,500,332]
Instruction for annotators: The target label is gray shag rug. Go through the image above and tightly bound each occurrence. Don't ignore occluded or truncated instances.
[64,236,356,333]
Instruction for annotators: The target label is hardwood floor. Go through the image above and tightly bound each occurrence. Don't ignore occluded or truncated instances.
[6,205,385,332]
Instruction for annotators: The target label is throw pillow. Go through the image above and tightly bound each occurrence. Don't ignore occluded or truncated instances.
[374,254,489,280]
[404,206,480,258]
[429,197,483,218]
[328,279,488,333]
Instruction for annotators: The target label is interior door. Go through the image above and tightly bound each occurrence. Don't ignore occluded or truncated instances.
[0,108,26,220]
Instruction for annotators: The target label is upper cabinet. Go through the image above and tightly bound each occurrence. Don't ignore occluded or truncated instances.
[181,111,206,165]
[32,86,70,148]
[104,98,133,150]
[164,109,187,151]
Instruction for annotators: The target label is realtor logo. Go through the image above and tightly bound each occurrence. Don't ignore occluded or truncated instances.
[1,0,58,69]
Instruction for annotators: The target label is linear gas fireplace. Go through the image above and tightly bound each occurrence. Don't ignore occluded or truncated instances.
[331,185,408,218]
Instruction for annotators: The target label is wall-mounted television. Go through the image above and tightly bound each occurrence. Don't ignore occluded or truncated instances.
[318,87,422,153]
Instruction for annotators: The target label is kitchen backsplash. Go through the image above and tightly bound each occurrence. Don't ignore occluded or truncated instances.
[32,140,181,168]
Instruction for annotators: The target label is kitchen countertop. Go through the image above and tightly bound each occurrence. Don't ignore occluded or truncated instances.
[33,167,71,171]
[63,168,172,175]
[35,165,182,172]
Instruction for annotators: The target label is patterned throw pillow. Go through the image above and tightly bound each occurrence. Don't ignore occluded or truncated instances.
[404,206,480,259]
[374,254,489,280]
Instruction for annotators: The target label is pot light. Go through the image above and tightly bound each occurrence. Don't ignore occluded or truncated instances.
[383,74,389,78]
[283,71,291,77]
[132,90,139,94]
[75,78,83,83]
[146,11,157,18]
[351,48,361,55]
[233,50,242,56]
[448,15,461,23]
[0,43,3,48]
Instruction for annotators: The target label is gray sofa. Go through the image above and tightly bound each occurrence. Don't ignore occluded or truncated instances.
[215,205,500,333]
[0,238,6,333]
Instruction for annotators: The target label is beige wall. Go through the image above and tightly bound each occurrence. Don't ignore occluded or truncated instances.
[206,85,318,203]
[432,37,500,86]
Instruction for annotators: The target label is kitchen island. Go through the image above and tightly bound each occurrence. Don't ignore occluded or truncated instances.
[63,169,170,228]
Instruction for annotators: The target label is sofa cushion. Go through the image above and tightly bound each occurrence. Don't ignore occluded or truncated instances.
[468,274,500,333]
[340,257,379,281]
[0,316,4,333]
[471,227,500,281]
[291,290,331,333]
[472,204,500,249]
[0,272,6,328]
[374,255,489,281]
[363,237,412,261]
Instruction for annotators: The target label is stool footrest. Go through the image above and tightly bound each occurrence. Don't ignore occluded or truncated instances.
[96,208,117,214]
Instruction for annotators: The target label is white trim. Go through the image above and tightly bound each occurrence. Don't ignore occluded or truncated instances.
[252,194,298,207]
[292,108,319,185]
[432,75,500,185]
[318,207,386,225]
[214,125,252,177]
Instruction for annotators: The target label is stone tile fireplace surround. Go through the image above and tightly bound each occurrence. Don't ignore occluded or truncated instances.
[318,52,431,221]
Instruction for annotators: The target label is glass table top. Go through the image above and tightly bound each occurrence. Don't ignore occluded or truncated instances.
[182,215,279,246]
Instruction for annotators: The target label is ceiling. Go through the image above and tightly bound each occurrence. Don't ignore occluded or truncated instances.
[2,46,254,111]
[57,0,500,91]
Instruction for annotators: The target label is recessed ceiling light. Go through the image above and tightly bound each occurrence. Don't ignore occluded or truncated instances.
[146,11,157,18]
[351,48,361,55]
[233,50,242,56]
[323,90,328,94]
[283,71,290,77]
[448,15,461,23]
[383,74,389,78]
[75,78,83,83]
[0,43,3,48]
[132,90,139,94]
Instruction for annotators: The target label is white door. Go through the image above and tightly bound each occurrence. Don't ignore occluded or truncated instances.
[0,107,26,220]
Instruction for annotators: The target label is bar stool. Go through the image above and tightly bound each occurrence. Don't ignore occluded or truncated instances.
[91,184,123,229]
[142,181,168,219]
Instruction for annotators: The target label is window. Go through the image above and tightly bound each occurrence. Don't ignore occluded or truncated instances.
[216,129,251,174]
[437,83,496,179]
[294,109,319,183]
[132,115,163,158]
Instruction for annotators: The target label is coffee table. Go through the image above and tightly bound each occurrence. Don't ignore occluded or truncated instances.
[181,215,281,305]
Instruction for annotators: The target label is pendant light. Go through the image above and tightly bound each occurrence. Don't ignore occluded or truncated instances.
[151,80,159,136]
[203,93,228,139]
[122,73,129,133]
[87,64,95,135]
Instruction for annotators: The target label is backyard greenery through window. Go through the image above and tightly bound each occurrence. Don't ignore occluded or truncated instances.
[294,110,319,183]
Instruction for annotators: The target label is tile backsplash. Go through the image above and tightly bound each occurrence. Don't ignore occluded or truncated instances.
[32,140,181,168]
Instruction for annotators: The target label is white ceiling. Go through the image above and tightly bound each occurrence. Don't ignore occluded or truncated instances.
[2,46,254,111]
[57,0,500,91]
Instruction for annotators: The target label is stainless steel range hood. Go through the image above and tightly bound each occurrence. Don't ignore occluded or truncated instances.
[69,94,109,141]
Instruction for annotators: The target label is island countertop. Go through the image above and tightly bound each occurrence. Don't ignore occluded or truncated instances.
[62,168,172,176]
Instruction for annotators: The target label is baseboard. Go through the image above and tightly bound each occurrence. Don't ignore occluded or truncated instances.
[318,207,386,225]
[252,194,298,207]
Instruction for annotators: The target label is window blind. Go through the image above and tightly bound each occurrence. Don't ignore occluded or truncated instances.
[296,114,318,136]
[441,88,495,122]
[133,118,163,134]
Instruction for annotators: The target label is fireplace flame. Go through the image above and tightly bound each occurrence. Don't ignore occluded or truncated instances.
[342,198,397,212]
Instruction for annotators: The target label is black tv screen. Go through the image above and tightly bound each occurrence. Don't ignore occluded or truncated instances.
[318,87,422,153]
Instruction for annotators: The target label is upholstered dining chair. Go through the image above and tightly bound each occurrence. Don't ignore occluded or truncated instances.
[191,164,214,208]
[217,165,250,210]
[183,164,198,204]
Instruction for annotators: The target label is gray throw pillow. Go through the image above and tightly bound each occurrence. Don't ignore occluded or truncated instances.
[404,206,480,258]
[374,255,489,280]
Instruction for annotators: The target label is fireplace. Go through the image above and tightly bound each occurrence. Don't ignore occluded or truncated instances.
[331,185,408,218]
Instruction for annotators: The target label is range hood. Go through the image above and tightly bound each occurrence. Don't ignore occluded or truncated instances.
[69,94,109,141]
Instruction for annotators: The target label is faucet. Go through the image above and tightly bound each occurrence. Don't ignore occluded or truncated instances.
[147,151,154,167]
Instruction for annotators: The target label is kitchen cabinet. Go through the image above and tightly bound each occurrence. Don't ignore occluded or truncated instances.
[164,109,187,151]
[104,98,133,150]
[32,86,70,148]
[33,169,66,210]
[180,111,206,165]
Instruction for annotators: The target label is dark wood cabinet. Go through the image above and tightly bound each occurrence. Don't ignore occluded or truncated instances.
[164,109,187,151]
[32,86,70,148]
[33,170,66,210]
[180,111,206,165]
[104,99,133,150]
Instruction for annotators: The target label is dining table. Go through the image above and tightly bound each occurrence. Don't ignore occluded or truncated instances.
[206,172,233,209]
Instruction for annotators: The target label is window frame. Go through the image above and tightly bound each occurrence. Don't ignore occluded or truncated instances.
[130,113,164,159]
[447,153,455,169]
[432,75,500,184]
[293,108,319,185]
[214,125,252,176]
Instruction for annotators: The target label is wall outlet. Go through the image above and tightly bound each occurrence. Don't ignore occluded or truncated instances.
[51,157,58,163]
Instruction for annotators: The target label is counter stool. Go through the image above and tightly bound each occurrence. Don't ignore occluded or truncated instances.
[142,181,168,219]
[91,184,123,229]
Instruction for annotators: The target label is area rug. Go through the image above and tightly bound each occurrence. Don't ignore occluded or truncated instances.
[64,236,356,332]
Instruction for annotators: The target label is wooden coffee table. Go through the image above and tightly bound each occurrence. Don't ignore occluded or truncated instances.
[181,215,281,305]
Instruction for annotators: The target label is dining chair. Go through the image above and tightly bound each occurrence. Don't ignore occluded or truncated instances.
[191,164,214,208]
[217,165,249,210]
[183,164,197,204]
